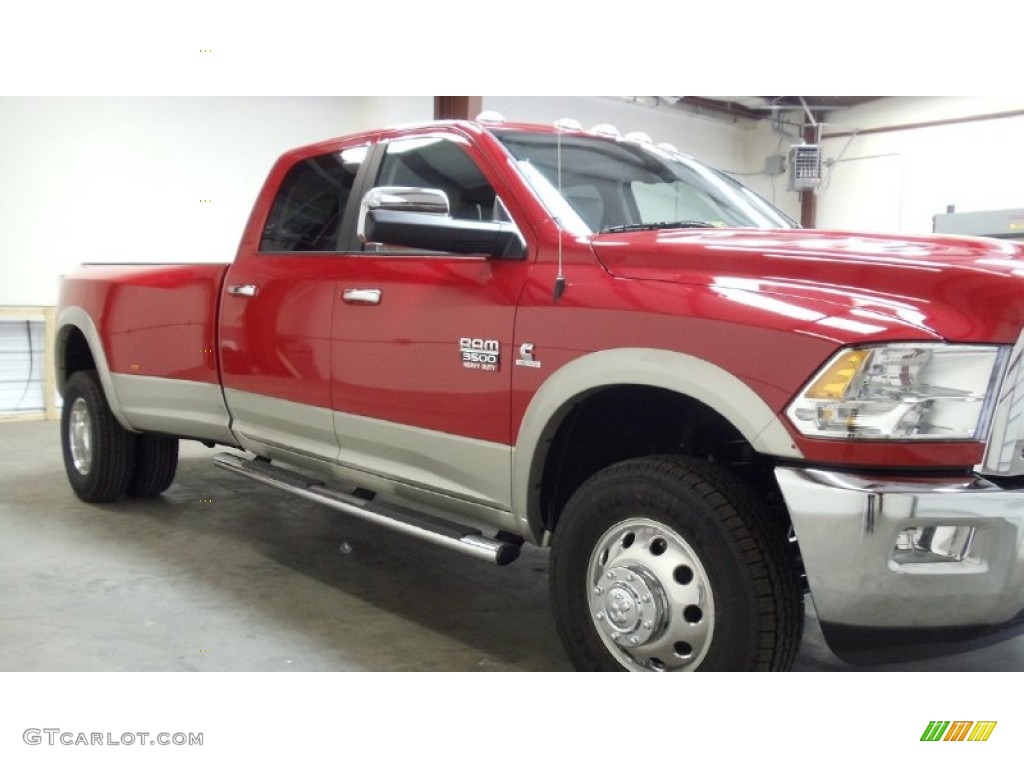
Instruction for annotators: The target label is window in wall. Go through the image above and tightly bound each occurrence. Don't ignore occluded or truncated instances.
[260,145,367,252]
[0,318,46,415]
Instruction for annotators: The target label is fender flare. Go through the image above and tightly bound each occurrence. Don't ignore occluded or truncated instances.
[56,306,133,431]
[510,347,803,538]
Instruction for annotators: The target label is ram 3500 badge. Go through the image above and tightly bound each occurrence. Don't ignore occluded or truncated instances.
[459,338,501,371]
[56,115,1024,671]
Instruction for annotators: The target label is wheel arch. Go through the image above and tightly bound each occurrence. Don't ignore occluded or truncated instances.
[56,306,132,430]
[512,348,803,543]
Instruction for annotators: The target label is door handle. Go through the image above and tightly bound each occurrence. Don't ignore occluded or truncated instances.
[342,288,382,305]
[227,284,258,298]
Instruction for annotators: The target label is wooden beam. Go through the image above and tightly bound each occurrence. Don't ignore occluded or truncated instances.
[433,96,483,121]
[799,118,820,229]
[44,306,57,420]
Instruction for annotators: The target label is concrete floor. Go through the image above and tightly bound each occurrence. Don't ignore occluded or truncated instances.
[1,419,1022,672]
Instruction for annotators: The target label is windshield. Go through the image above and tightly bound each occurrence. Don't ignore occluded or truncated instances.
[493,130,797,235]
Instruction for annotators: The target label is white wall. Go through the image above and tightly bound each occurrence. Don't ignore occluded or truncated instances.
[1,95,797,307]
[814,97,1024,234]
[0,97,433,306]
[6,92,1022,304]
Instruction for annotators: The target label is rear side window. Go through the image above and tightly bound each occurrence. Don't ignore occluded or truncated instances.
[260,146,367,252]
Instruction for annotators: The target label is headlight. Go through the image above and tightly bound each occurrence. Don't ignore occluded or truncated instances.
[786,344,1007,440]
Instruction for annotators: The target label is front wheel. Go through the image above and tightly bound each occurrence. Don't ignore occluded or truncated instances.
[549,456,802,671]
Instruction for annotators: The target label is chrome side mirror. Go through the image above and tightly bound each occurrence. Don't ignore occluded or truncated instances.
[357,187,450,244]
[357,186,526,260]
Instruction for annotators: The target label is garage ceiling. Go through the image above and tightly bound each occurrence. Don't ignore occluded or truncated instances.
[668,96,881,121]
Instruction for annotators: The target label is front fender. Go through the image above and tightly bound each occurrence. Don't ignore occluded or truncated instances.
[510,347,802,541]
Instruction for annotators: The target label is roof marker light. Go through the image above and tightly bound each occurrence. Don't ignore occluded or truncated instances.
[554,118,583,131]
[591,123,621,137]
[625,131,653,144]
[475,111,506,124]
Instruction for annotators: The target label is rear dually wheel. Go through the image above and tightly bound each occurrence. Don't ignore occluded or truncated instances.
[61,370,136,502]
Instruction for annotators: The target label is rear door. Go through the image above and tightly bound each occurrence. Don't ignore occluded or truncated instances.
[219,141,370,462]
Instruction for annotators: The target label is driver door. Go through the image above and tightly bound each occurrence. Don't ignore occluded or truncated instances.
[330,132,531,511]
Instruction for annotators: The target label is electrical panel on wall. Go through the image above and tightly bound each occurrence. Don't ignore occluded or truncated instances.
[788,144,822,191]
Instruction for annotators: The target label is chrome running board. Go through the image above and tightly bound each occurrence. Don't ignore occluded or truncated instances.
[213,452,521,566]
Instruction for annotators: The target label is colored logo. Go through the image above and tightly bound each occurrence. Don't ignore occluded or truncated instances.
[921,721,997,742]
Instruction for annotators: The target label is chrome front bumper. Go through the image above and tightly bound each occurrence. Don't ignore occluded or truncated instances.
[775,467,1024,661]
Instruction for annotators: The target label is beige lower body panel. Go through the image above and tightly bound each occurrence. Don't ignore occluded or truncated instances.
[112,373,236,445]
[225,389,339,464]
[223,388,517,534]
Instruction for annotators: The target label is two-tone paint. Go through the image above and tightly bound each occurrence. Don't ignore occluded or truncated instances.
[55,119,1024,661]
[56,120,1024,533]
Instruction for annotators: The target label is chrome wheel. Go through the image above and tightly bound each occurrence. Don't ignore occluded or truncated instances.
[552,457,802,671]
[587,518,714,671]
[60,370,136,502]
[68,397,93,475]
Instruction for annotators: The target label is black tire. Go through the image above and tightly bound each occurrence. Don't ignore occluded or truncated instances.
[549,455,803,671]
[61,370,136,503]
[127,434,179,497]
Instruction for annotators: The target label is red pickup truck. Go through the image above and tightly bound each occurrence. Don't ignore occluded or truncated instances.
[56,116,1024,671]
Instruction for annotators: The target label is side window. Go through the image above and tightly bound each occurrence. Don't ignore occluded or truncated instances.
[377,137,498,221]
[260,145,367,252]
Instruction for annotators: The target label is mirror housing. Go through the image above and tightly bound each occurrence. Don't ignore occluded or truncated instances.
[358,186,526,260]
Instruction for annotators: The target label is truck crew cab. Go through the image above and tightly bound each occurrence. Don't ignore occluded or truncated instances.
[56,116,1024,671]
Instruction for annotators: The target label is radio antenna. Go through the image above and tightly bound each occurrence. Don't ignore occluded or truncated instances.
[553,126,567,302]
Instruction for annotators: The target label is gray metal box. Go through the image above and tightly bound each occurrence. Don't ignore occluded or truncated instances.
[788,145,821,191]
[933,208,1024,240]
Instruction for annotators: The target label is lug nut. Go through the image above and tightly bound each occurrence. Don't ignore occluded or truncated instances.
[643,621,653,630]
[594,587,603,595]
[630,636,640,645]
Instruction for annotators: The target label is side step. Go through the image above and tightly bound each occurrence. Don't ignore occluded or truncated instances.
[213,453,521,566]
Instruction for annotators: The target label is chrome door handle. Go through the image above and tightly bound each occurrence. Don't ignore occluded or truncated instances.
[227,284,258,298]
[342,288,382,305]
